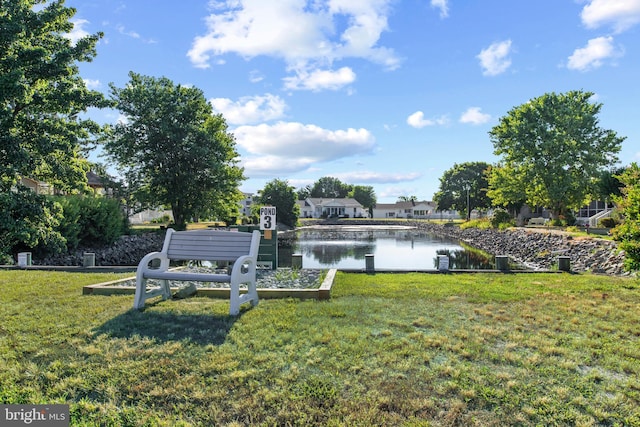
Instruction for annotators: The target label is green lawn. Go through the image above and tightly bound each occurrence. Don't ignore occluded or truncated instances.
[1,270,639,426]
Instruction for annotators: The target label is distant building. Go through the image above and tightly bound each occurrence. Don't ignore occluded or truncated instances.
[298,198,367,218]
[239,192,255,217]
[371,200,460,220]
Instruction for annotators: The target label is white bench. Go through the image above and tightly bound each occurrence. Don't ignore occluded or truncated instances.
[134,228,261,315]
[527,217,547,226]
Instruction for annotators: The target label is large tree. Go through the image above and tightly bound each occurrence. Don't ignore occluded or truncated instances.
[255,179,299,228]
[433,162,492,220]
[489,90,624,219]
[1,0,107,258]
[105,73,244,230]
[310,177,352,198]
[349,185,376,218]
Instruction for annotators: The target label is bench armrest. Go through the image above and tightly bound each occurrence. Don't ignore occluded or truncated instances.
[230,254,257,281]
[136,251,170,279]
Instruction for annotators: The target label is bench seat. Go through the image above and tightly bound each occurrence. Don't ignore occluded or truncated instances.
[134,228,261,315]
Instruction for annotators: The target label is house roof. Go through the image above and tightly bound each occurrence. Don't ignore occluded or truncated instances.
[307,198,363,208]
[374,200,435,210]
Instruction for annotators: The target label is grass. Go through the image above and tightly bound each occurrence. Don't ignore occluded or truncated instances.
[1,270,639,426]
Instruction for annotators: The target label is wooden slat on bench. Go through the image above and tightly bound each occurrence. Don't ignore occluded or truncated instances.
[167,230,254,261]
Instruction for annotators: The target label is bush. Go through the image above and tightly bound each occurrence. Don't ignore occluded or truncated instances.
[599,217,617,228]
[620,240,640,271]
[0,188,66,260]
[53,195,127,249]
[490,208,514,229]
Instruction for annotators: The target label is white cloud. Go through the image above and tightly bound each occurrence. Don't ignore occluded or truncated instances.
[235,121,376,177]
[459,107,491,125]
[210,94,287,125]
[187,0,400,90]
[283,67,356,91]
[431,0,449,18]
[407,111,449,128]
[249,70,264,83]
[334,171,422,183]
[116,24,140,39]
[477,40,513,76]
[83,79,101,90]
[116,24,157,43]
[65,19,90,44]
[581,0,640,33]
[567,36,622,71]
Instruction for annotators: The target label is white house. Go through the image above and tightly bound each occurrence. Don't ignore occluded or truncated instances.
[239,192,254,217]
[371,200,460,220]
[298,198,367,218]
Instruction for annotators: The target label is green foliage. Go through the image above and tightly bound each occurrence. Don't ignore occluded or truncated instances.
[0,0,109,193]
[349,185,376,217]
[611,163,640,270]
[255,178,299,228]
[489,90,624,218]
[490,208,514,229]
[0,187,65,259]
[105,73,244,230]
[595,167,625,203]
[599,217,618,228]
[0,0,109,260]
[433,162,492,218]
[309,176,352,198]
[54,195,126,249]
[619,240,640,271]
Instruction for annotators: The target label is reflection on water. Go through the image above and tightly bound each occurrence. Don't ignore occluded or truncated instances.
[283,227,494,270]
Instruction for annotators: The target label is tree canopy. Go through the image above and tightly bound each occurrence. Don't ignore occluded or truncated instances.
[1,0,107,192]
[105,72,245,230]
[309,177,352,198]
[489,90,624,218]
[349,185,376,217]
[433,162,492,219]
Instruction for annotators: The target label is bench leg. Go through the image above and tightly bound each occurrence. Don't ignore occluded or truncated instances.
[247,279,259,307]
[134,277,147,309]
[161,279,171,300]
[229,282,241,316]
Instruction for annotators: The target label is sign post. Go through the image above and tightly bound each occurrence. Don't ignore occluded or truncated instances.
[259,206,276,239]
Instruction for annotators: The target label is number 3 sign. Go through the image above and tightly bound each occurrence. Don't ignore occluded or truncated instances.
[259,206,276,231]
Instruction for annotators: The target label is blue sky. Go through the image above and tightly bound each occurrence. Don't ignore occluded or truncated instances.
[66,0,640,203]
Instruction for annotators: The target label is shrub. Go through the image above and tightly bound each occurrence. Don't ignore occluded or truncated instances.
[0,188,66,260]
[599,217,617,228]
[490,208,514,229]
[53,195,127,249]
[620,240,640,271]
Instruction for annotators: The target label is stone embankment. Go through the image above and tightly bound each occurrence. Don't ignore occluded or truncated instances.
[36,232,165,267]
[36,221,629,275]
[413,223,627,275]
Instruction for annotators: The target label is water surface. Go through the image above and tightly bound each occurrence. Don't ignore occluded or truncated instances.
[285,226,493,270]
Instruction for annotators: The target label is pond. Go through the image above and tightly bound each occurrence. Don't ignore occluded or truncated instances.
[280,225,495,270]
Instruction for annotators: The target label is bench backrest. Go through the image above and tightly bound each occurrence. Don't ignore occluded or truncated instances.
[164,229,258,262]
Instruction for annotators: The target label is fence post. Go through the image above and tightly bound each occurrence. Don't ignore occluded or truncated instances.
[558,256,571,272]
[365,254,375,273]
[291,254,303,269]
[495,255,509,271]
